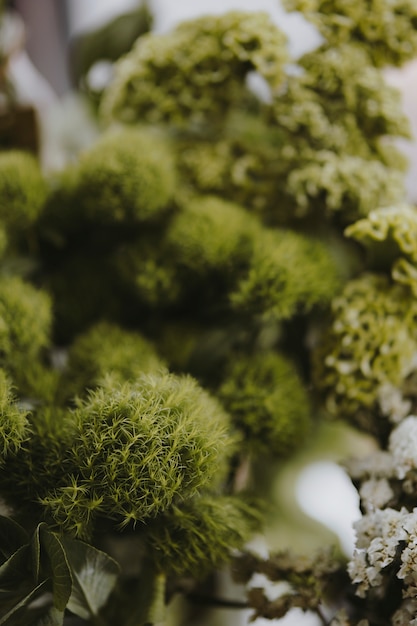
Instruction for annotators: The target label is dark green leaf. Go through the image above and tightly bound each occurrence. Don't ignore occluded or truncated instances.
[0,580,48,625]
[30,526,41,584]
[0,516,28,563]
[0,545,31,588]
[61,537,120,620]
[38,526,72,611]
[34,606,64,626]
[126,570,166,626]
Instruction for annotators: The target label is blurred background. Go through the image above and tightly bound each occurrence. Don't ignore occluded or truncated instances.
[2,1,416,624]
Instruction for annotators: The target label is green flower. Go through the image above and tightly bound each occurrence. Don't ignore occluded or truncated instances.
[147,494,261,577]
[218,351,310,456]
[284,0,417,67]
[64,321,165,396]
[312,273,417,433]
[0,150,47,229]
[102,11,287,127]
[0,369,29,463]
[39,373,236,537]
[67,127,176,223]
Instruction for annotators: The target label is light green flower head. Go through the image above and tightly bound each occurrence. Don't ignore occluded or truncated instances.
[345,205,417,295]
[68,127,176,223]
[218,351,310,456]
[0,369,29,464]
[40,373,237,538]
[0,275,52,367]
[102,11,287,127]
[286,152,405,222]
[284,0,417,67]
[146,494,260,578]
[231,229,340,320]
[312,273,417,434]
[0,150,47,229]
[64,321,165,397]
[166,195,258,276]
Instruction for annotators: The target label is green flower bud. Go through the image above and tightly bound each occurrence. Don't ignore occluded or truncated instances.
[147,494,260,578]
[231,229,340,320]
[0,150,47,229]
[64,321,165,396]
[166,195,257,276]
[69,127,176,223]
[0,275,52,366]
[218,351,310,456]
[40,373,236,537]
[0,369,29,463]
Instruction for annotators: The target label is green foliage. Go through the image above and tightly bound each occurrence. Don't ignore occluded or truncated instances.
[284,0,417,66]
[0,516,119,625]
[311,273,417,434]
[63,127,177,224]
[0,370,29,463]
[0,275,52,367]
[218,351,310,455]
[165,195,257,276]
[345,205,417,296]
[0,151,47,230]
[39,373,236,537]
[102,11,288,127]
[231,229,341,320]
[286,152,405,222]
[147,494,260,578]
[63,321,164,397]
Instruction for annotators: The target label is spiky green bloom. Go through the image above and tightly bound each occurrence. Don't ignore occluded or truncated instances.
[311,273,417,433]
[102,11,287,127]
[284,0,417,67]
[0,150,47,228]
[165,196,258,276]
[39,373,236,538]
[66,127,176,223]
[146,494,260,577]
[231,229,340,320]
[0,369,29,463]
[0,275,52,366]
[345,205,417,287]
[218,351,310,456]
[64,321,165,396]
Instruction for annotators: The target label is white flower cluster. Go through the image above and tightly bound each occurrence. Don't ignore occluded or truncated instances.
[348,507,417,598]
[346,416,417,514]
[389,416,417,479]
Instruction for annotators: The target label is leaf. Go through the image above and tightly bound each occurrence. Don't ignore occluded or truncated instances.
[30,526,41,584]
[61,537,120,620]
[0,545,31,588]
[34,606,64,626]
[0,516,28,563]
[0,580,48,625]
[38,526,72,611]
[125,569,166,626]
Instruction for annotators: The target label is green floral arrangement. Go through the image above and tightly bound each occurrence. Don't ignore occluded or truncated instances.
[0,1,417,624]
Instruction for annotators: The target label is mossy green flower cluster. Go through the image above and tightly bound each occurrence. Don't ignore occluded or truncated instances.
[102,11,288,127]
[0,1,416,621]
[284,0,417,66]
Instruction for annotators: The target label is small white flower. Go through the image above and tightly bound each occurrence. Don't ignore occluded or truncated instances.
[389,416,417,478]
[359,478,394,512]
